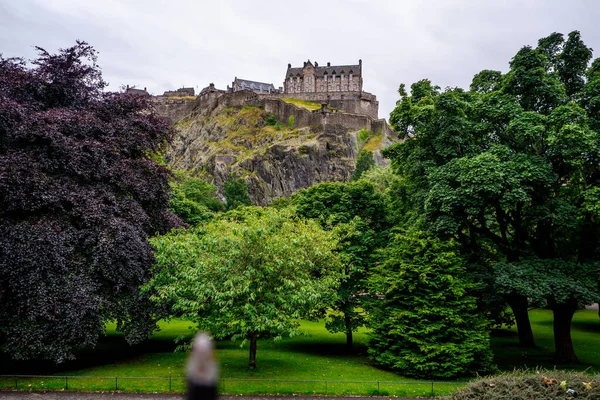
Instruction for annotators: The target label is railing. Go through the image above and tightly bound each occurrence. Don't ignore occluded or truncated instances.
[0,375,464,397]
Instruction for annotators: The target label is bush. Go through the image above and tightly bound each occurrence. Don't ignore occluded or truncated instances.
[446,370,600,400]
[265,113,277,126]
[288,115,295,128]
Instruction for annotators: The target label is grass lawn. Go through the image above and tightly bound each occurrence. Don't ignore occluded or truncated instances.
[281,98,323,111]
[491,308,600,373]
[1,309,598,396]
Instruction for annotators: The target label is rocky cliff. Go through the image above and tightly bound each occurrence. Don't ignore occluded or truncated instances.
[165,101,395,206]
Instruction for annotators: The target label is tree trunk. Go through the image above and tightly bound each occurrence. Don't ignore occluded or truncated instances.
[344,311,353,349]
[506,294,536,347]
[248,332,258,369]
[552,304,578,364]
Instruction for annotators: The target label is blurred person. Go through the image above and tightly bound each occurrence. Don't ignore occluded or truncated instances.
[186,332,218,400]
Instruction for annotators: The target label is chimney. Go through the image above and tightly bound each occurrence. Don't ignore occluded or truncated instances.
[144,87,146,91]
[359,59,362,67]
[327,62,330,67]
[315,61,318,67]
[126,85,129,89]
[288,63,291,69]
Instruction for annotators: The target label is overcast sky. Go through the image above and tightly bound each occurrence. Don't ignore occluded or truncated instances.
[1,0,599,119]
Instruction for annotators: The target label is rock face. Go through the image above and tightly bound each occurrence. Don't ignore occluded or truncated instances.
[166,103,393,206]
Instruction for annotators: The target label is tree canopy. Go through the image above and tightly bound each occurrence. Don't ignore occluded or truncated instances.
[145,207,342,368]
[383,30,600,364]
[0,42,179,362]
[292,181,389,348]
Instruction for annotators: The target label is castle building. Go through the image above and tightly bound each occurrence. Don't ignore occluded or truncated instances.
[232,77,276,94]
[284,60,362,94]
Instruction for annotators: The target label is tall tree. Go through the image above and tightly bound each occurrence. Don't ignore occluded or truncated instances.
[368,229,496,379]
[223,174,252,211]
[145,207,341,368]
[0,42,179,362]
[292,181,389,348]
[383,31,600,363]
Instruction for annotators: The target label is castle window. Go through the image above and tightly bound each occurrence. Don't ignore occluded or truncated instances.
[349,74,353,81]
[307,77,311,84]
[332,74,336,81]
[344,85,348,90]
[324,75,327,82]
[328,85,331,91]
[341,74,344,81]
[336,84,340,91]
[353,84,357,90]
[320,85,324,91]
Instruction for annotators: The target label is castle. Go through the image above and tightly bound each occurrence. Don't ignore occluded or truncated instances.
[130,59,383,125]
[284,59,362,94]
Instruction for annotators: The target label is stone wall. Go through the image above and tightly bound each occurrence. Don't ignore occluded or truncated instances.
[264,91,378,119]
[263,98,394,138]
[151,97,200,123]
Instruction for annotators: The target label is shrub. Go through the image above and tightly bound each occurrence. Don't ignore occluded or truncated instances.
[265,113,277,126]
[288,115,295,128]
[446,370,600,400]
[367,230,496,379]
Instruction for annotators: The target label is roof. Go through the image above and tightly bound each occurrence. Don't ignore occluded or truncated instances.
[235,78,275,92]
[286,62,361,79]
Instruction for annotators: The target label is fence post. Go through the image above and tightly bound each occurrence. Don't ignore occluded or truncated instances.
[115,376,118,391]
[431,381,434,397]
[65,376,68,390]
[377,381,380,396]
[15,378,17,390]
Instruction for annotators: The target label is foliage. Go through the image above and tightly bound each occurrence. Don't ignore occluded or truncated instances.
[445,370,600,400]
[293,181,389,347]
[352,149,376,180]
[358,128,371,142]
[367,229,496,379]
[383,30,600,363]
[145,207,342,368]
[168,171,223,225]
[0,42,180,362]
[288,115,295,128]
[223,174,252,211]
[264,113,278,126]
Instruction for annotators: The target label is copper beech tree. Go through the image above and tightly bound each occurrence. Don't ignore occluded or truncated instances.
[0,42,180,362]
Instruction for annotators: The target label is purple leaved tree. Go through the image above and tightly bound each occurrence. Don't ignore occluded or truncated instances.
[0,41,181,363]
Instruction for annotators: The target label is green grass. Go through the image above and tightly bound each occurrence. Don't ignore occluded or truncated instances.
[1,310,598,396]
[281,98,323,111]
[492,308,600,372]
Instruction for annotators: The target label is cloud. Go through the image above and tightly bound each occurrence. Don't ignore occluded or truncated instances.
[1,0,599,118]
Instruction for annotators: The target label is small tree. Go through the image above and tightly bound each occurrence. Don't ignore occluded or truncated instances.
[368,229,496,379]
[223,174,252,211]
[352,149,376,180]
[145,207,341,368]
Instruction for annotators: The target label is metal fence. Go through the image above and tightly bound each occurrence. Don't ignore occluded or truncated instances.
[0,375,465,397]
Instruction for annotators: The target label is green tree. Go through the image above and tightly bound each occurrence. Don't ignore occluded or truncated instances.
[383,31,600,363]
[352,149,376,180]
[223,174,252,211]
[292,181,388,348]
[145,207,341,368]
[169,171,223,225]
[368,229,496,379]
